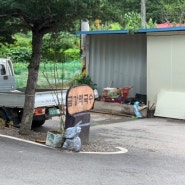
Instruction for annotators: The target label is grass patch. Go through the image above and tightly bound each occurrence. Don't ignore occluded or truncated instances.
[14,60,81,88]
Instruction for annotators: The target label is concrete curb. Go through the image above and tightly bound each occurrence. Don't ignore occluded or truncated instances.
[0,133,128,155]
[93,101,147,117]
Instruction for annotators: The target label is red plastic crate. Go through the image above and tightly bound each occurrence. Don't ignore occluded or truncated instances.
[121,87,131,102]
[103,87,131,103]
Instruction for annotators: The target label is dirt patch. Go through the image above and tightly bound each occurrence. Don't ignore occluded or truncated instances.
[0,125,117,152]
[0,113,131,152]
[0,127,47,142]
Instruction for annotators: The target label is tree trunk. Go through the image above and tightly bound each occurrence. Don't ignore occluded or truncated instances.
[19,30,43,135]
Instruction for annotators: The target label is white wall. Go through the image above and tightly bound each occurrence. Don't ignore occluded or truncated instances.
[147,31,185,105]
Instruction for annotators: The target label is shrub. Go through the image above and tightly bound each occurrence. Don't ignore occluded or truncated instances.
[69,74,97,89]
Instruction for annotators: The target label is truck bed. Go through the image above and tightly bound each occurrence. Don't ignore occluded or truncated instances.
[0,89,67,108]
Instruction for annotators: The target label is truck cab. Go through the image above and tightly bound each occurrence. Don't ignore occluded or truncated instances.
[0,58,65,128]
[0,58,16,92]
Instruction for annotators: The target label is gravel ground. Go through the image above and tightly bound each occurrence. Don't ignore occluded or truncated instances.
[0,112,133,152]
[0,127,117,152]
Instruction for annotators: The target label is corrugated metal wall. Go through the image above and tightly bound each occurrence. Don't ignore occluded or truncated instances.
[86,34,146,97]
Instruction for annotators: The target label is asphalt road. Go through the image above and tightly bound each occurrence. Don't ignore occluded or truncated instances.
[1,113,185,185]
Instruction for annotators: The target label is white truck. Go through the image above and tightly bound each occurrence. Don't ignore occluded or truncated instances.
[0,58,66,128]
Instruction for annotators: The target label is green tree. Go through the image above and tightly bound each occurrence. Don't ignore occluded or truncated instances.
[42,32,80,62]
[118,0,185,25]
[0,33,32,62]
[124,12,141,32]
[0,0,121,134]
[147,0,185,24]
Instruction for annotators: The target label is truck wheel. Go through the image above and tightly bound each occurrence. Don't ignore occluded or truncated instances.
[32,120,45,128]
[0,110,8,127]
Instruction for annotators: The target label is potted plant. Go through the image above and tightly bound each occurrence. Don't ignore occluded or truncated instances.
[42,62,66,148]
[69,74,99,98]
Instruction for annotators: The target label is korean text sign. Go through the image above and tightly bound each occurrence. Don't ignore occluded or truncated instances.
[66,85,95,115]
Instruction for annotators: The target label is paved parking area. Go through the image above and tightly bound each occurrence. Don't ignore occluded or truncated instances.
[90,112,133,125]
[1,112,185,185]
